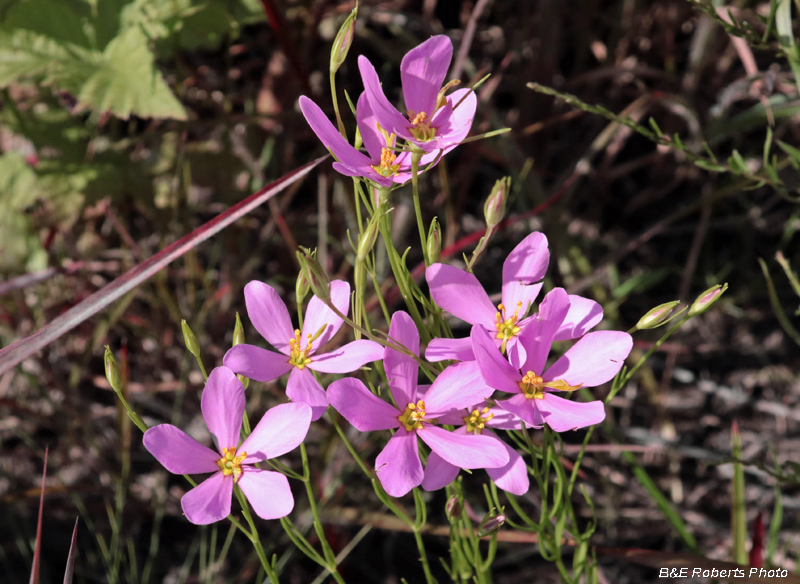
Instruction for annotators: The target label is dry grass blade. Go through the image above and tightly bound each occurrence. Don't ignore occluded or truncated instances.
[28,448,47,584]
[62,518,79,584]
[0,156,326,376]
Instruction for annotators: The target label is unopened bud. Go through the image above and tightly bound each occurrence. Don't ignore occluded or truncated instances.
[296,270,311,306]
[484,177,510,228]
[445,496,462,522]
[357,213,381,261]
[233,313,245,347]
[296,248,331,302]
[427,218,441,263]
[330,4,358,74]
[104,346,122,394]
[477,512,506,537]
[181,320,201,358]
[689,283,728,316]
[635,300,681,330]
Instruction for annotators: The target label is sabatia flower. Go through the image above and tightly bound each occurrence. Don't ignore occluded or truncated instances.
[327,311,508,497]
[471,288,633,432]
[223,280,383,420]
[143,367,311,524]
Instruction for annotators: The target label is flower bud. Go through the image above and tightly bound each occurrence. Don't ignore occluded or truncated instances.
[427,218,441,264]
[104,346,122,394]
[181,320,201,358]
[445,496,462,522]
[635,300,681,330]
[477,512,506,537]
[689,283,728,316]
[233,312,245,347]
[330,4,357,74]
[484,177,510,228]
[296,248,331,302]
[357,213,381,261]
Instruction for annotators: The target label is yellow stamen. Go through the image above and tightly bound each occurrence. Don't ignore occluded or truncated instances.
[216,446,247,483]
[495,301,524,353]
[406,110,436,141]
[288,329,313,369]
[463,406,494,435]
[518,370,583,399]
[398,400,427,431]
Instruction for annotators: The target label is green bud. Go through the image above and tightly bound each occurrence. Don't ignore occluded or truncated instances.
[104,346,122,394]
[233,312,245,347]
[445,496,461,522]
[296,270,311,307]
[296,248,331,302]
[330,4,357,74]
[689,283,728,316]
[477,512,506,537]
[181,320,202,358]
[635,300,681,330]
[427,218,441,264]
[484,177,510,228]
[357,212,381,261]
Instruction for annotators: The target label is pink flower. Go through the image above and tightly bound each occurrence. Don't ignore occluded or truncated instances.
[327,312,508,497]
[471,288,633,432]
[143,367,311,524]
[425,232,603,364]
[358,35,477,154]
[223,280,383,420]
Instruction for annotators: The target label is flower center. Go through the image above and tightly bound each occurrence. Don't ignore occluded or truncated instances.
[518,370,583,399]
[495,302,523,353]
[288,329,313,369]
[463,406,494,434]
[407,110,436,141]
[398,400,428,431]
[216,446,247,483]
[372,147,401,177]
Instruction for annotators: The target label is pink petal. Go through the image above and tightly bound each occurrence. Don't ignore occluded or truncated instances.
[484,406,523,430]
[426,263,496,328]
[201,367,245,451]
[424,361,495,415]
[375,429,423,497]
[384,311,420,406]
[286,368,329,421]
[401,35,453,117]
[241,402,312,463]
[181,471,233,525]
[299,96,374,169]
[553,295,604,341]
[485,436,529,496]
[238,468,294,520]
[429,88,477,150]
[421,450,459,492]
[223,344,293,382]
[302,280,350,353]
[424,337,475,362]
[501,232,549,315]
[535,393,606,432]
[471,325,521,394]
[543,330,632,387]
[308,340,383,374]
[496,394,544,429]
[358,56,414,142]
[143,424,220,474]
[243,280,294,355]
[418,425,508,469]
[327,377,400,431]
[518,288,570,374]
[332,161,393,186]
[356,91,385,161]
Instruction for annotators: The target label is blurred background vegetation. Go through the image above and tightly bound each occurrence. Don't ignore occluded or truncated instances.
[0,0,799,582]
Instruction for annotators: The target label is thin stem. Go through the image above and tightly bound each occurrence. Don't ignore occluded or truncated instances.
[330,71,347,139]
[410,151,430,266]
[235,486,280,583]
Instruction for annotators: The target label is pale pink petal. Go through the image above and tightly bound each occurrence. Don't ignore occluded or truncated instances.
[421,450,459,491]
[554,295,603,341]
[143,424,220,474]
[327,377,400,431]
[426,264,496,328]
[501,232,549,316]
[496,394,544,429]
[401,35,453,117]
[543,330,632,387]
[302,280,350,353]
[358,56,414,142]
[238,468,294,520]
[356,91,385,161]
[243,280,295,355]
[181,472,232,525]
[375,429,423,497]
[308,340,383,374]
[429,89,477,150]
[241,402,312,463]
[299,96,374,169]
[286,367,328,421]
[505,335,527,372]
[424,337,475,362]
[424,361,495,415]
[471,325,521,394]
[384,311,420,406]
[485,436,529,495]
[484,406,523,430]
[418,425,508,469]
[535,393,606,432]
[331,161,393,186]
[223,344,293,382]
[518,288,570,374]
[201,367,245,451]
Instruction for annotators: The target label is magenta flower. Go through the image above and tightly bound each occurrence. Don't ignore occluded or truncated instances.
[425,232,602,364]
[143,367,311,525]
[223,280,383,421]
[358,35,477,153]
[327,311,508,497]
[471,288,633,432]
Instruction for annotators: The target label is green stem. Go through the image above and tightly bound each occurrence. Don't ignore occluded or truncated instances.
[410,151,430,266]
[235,486,279,583]
[330,71,346,139]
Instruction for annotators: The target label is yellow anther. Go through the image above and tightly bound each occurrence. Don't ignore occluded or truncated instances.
[398,400,427,431]
[406,110,436,141]
[518,370,583,399]
[495,301,524,353]
[216,446,248,483]
[463,406,494,434]
[288,329,313,369]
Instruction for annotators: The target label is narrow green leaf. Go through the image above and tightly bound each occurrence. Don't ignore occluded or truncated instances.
[694,159,727,172]
[731,421,747,565]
